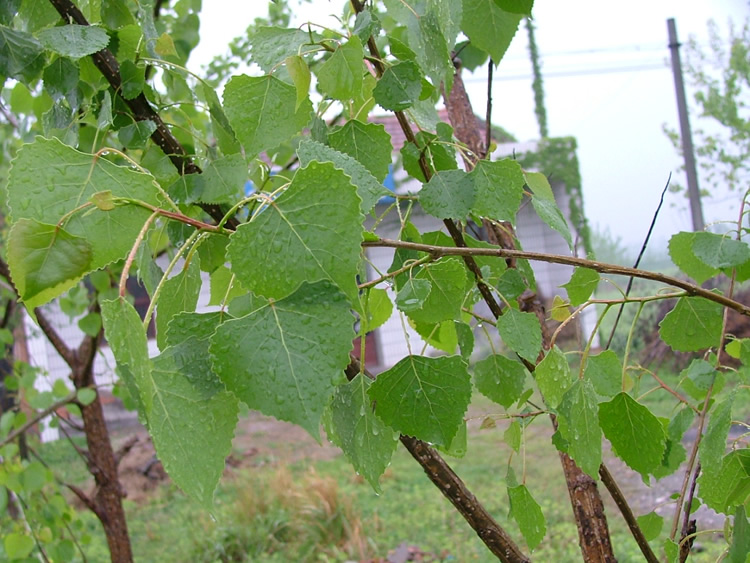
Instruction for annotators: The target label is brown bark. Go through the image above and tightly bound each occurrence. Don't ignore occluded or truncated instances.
[73,332,133,563]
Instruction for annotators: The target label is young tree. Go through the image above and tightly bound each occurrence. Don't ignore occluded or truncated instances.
[1,1,749,561]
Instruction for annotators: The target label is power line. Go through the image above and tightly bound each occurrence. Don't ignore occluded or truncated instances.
[464,62,668,82]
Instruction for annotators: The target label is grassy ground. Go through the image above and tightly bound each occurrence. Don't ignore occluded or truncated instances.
[32,392,732,562]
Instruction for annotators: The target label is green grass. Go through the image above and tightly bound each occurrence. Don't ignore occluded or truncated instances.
[16,394,734,562]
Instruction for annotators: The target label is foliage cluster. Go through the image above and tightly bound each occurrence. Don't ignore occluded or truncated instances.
[0,1,748,561]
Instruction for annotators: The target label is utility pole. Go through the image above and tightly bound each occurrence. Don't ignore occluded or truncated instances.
[667,17,705,232]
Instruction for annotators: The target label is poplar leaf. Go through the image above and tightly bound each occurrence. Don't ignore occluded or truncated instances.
[473,354,529,408]
[508,485,546,549]
[504,420,521,452]
[692,232,750,270]
[636,512,664,542]
[368,355,471,446]
[210,281,355,438]
[668,232,719,284]
[155,255,202,350]
[469,159,525,223]
[557,379,602,477]
[36,25,110,59]
[154,32,177,56]
[462,0,522,63]
[118,119,156,149]
[534,347,572,409]
[0,25,45,83]
[562,267,599,306]
[208,266,244,307]
[599,392,666,479]
[584,350,621,398]
[497,308,542,363]
[395,278,431,313]
[728,505,750,563]
[223,74,312,158]
[373,61,423,111]
[420,169,475,220]
[199,154,247,204]
[119,59,144,99]
[328,120,392,182]
[405,258,467,325]
[317,36,364,101]
[328,374,398,493]
[659,297,723,352]
[296,139,390,213]
[698,449,750,514]
[227,162,363,302]
[699,394,734,475]
[7,219,92,310]
[362,288,392,332]
[249,26,318,72]
[43,57,79,101]
[526,171,573,248]
[285,55,311,110]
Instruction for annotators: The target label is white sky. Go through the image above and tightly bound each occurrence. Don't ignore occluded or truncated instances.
[189,0,750,250]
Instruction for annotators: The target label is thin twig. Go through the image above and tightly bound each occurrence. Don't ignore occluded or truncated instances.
[0,391,78,448]
[605,174,671,349]
[363,237,750,316]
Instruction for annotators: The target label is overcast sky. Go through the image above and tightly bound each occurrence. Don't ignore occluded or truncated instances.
[190,1,749,251]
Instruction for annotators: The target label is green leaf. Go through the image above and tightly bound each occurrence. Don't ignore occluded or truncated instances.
[76,388,97,406]
[0,0,20,26]
[7,219,92,310]
[473,354,529,408]
[328,120,392,182]
[317,35,364,101]
[8,138,162,307]
[227,161,363,302]
[699,393,734,475]
[401,130,458,183]
[438,419,468,458]
[692,232,750,271]
[208,266,244,307]
[495,268,526,301]
[368,355,471,446]
[395,278,431,313]
[504,420,521,452]
[155,255,201,350]
[494,0,534,15]
[462,0,522,63]
[78,312,102,337]
[534,346,572,409]
[598,392,667,479]
[4,533,34,559]
[36,25,110,59]
[150,342,239,507]
[469,159,525,223]
[659,297,723,352]
[200,154,246,204]
[698,449,750,514]
[557,379,601,477]
[362,288,392,332]
[406,258,467,325]
[249,26,319,72]
[456,321,475,360]
[497,308,542,363]
[526,171,573,249]
[636,512,663,543]
[562,267,599,306]
[43,57,79,101]
[296,138,390,213]
[668,232,719,284]
[223,74,312,158]
[118,119,157,149]
[201,83,240,155]
[584,350,621,398]
[210,281,354,438]
[285,55,311,111]
[508,485,546,549]
[419,169,475,220]
[728,505,750,563]
[373,61,423,111]
[119,59,145,99]
[328,373,398,493]
[353,9,381,42]
[0,25,45,84]
[155,32,177,57]
[101,298,151,421]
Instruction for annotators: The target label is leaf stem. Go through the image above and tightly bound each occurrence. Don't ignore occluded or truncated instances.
[119,212,160,298]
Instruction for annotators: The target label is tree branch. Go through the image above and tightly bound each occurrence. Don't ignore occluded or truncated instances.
[363,237,750,317]
[47,0,237,229]
[0,391,78,448]
[345,357,530,563]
